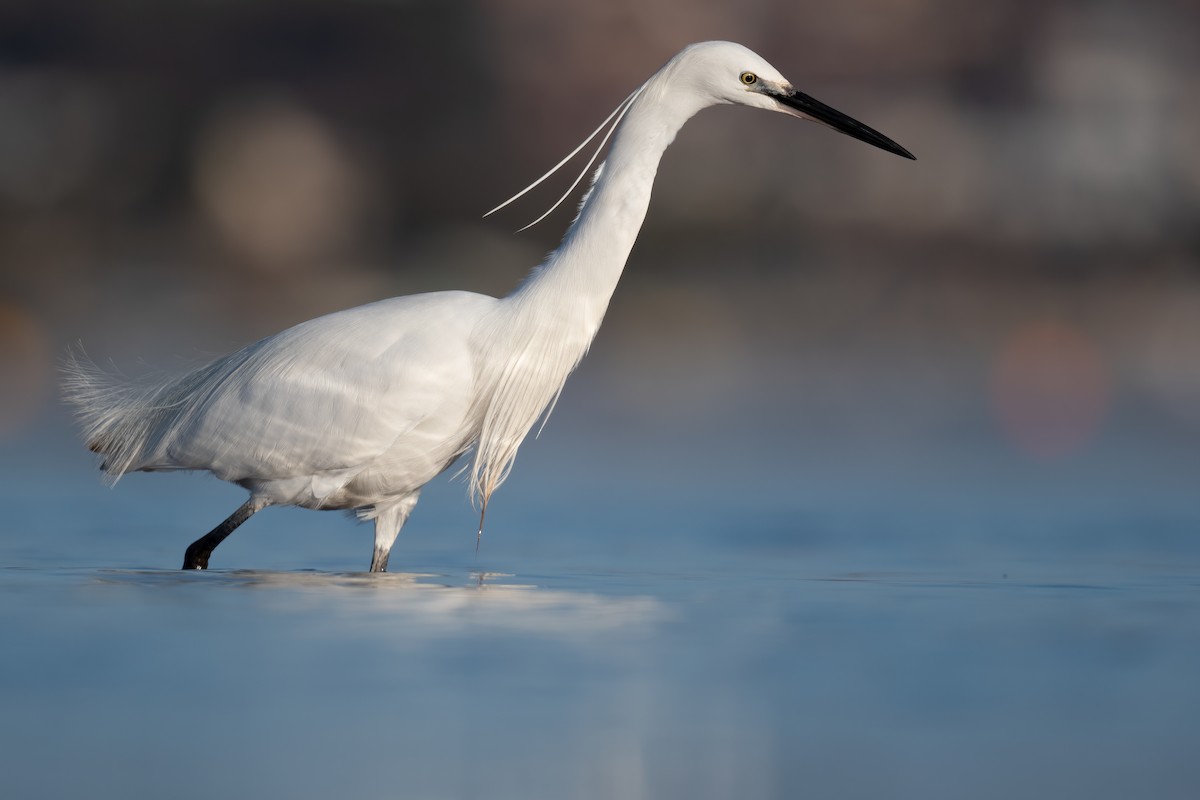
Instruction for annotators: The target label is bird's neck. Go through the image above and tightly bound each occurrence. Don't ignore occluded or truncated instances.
[463,80,707,507]
[504,83,706,345]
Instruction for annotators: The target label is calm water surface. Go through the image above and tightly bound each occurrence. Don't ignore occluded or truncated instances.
[2,426,1199,799]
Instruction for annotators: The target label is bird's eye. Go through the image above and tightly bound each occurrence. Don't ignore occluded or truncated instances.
[740,72,758,86]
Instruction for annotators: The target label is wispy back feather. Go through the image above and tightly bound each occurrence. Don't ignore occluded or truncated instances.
[465,292,592,509]
[61,347,248,481]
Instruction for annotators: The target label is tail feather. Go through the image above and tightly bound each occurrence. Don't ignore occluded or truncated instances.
[60,347,219,482]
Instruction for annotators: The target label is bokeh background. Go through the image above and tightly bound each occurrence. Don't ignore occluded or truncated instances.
[2,0,1199,501]
[3,3,1200,799]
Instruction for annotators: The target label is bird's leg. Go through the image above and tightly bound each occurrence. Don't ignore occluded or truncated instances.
[370,516,403,573]
[369,546,390,573]
[182,498,265,570]
[368,494,419,573]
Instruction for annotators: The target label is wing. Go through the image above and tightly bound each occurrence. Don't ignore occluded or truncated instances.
[144,291,496,486]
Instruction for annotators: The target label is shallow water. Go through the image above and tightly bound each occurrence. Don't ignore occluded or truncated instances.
[3,423,1200,799]
[4,563,1198,799]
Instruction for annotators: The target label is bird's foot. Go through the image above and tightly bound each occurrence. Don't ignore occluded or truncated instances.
[182,542,211,570]
[369,547,390,573]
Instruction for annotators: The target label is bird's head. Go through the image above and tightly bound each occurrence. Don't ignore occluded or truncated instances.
[484,41,914,229]
[672,41,915,160]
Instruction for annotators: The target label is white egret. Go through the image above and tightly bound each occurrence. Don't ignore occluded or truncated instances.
[63,41,914,572]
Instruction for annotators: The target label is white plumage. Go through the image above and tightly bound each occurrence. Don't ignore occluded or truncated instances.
[63,41,913,571]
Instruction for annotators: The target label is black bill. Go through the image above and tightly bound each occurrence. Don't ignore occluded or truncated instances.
[773,88,915,160]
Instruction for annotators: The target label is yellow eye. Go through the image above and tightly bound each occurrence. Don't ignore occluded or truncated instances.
[740,71,758,86]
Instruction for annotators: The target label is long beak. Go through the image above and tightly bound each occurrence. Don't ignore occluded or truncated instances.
[772,88,915,160]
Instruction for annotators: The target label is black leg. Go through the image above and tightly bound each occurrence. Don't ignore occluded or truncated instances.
[182,499,262,570]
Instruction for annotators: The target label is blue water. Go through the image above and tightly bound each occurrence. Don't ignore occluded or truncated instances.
[3,414,1199,799]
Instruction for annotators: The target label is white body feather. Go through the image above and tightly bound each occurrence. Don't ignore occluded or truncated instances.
[63,42,908,569]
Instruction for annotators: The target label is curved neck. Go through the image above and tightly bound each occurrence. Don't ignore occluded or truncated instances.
[466,64,712,507]
[505,78,708,337]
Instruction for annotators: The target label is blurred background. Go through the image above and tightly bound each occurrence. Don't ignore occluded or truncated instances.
[3,4,1200,798]
[1,0,1199,546]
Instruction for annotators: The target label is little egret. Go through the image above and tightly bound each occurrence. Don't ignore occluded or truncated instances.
[64,41,914,572]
